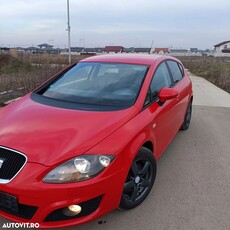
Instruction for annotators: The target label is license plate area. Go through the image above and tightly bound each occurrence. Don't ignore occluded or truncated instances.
[0,191,19,212]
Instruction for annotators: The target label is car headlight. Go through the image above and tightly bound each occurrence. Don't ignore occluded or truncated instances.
[43,155,115,183]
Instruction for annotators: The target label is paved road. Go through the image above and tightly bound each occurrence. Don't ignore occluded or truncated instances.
[0,75,230,230]
[189,72,230,107]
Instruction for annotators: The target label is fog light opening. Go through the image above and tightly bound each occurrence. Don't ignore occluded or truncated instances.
[63,205,82,216]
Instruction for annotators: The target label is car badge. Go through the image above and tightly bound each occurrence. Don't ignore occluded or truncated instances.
[0,158,5,169]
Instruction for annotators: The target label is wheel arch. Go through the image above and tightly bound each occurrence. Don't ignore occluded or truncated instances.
[128,133,156,162]
[142,141,154,153]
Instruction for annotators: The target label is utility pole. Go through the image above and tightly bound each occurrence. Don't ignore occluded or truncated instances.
[150,40,154,54]
[67,0,71,64]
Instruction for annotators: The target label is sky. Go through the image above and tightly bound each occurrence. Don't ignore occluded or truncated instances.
[0,0,229,49]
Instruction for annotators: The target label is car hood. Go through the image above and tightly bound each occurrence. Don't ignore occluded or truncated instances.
[0,95,138,166]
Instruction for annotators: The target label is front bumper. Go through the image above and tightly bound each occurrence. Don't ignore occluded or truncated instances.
[0,162,125,228]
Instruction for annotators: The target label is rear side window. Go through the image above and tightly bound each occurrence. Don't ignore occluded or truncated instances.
[167,60,183,84]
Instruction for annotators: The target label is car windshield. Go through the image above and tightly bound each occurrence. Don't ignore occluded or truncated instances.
[39,62,148,110]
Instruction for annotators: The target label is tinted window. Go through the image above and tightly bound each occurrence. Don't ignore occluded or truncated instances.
[150,62,171,100]
[167,60,183,83]
[38,62,148,110]
[178,63,184,76]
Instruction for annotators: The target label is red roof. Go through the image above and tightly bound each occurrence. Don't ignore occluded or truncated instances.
[104,46,123,52]
[155,48,169,53]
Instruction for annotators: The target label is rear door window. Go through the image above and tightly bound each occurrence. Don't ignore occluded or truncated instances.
[150,62,172,101]
[167,60,183,84]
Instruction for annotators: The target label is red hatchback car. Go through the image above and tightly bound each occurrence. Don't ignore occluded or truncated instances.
[0,54,192,228]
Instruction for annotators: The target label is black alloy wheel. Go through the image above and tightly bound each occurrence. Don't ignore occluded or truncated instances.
[119,147,156,210]
[180,100,192,130]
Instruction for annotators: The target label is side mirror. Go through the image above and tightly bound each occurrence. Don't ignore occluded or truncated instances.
[158,87,178,103]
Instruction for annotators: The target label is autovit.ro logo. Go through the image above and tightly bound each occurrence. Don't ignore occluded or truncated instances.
[2,222,40,228]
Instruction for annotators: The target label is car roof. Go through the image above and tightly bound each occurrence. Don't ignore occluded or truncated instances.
[80,54,175,65]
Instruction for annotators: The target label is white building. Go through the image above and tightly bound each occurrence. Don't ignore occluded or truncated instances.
[214,41,230,56]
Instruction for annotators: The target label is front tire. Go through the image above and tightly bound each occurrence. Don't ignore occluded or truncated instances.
[119,147,156,210]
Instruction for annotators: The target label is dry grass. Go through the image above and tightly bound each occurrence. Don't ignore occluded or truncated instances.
[178,56,230,93]
[0,54,66,105]
[0,53,229,105]
[0,53,92,105]
[17,52,90,65]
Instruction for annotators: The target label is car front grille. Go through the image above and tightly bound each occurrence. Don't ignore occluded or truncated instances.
[0,146,27,184]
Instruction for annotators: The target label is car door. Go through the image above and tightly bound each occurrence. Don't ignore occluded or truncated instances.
[166,60,189,132]
[144,61,177,159]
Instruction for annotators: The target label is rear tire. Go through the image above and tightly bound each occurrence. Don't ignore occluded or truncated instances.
[180,100,192,130]
[119,147,156,210]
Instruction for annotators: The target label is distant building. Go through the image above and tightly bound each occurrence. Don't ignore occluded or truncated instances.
[169,48,190,56]
[70,47,84,54]
[123,47,134,53]
[133,48,151,54]
[154,48,169,54]
[82,48,97,55]
[0,47,10,53]
[94,48,104,54]
[60,47,84,55]
[170,48,188,53]
[38,43,53,49]
[15,47,26,53]
[189,48,199,53]
[214,40,230,54]
[82,48,104,55]
[104,46,123,53]
[25,47,42,54]
[36,43,60,54]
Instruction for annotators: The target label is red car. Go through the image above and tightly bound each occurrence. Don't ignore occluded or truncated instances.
[0,54,192,228]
